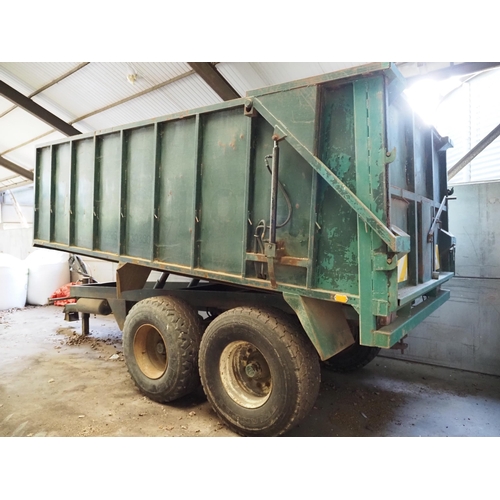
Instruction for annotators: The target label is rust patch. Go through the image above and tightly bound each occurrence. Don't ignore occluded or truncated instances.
[280,256,309,267]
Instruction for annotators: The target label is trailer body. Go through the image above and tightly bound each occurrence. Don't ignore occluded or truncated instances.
[33,63,455,435]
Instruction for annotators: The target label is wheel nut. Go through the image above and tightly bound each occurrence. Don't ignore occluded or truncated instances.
[245,364,257,378]
[156,343,165,354]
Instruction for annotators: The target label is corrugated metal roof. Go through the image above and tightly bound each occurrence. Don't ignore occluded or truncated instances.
[1,131,65,179]
[0,95,13,115]
[217,62,368,95]
[0,175,31,190]
[36,62,193,121]
[74,73,223,132]
[0,62,84,92]
[0,63,223,190]
[0,108,52,153]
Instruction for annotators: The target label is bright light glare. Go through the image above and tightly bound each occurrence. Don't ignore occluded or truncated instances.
[404,77,463,125]
[405,80,441,124]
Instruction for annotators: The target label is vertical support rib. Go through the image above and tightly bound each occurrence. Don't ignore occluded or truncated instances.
[119,130,127,256]
[151,122,161,262]
[269,141,279,244]
[306,170,318,288]
[408,201,419,286]
[92,136,99,251]
[354,77,389,344]
[191,114,202,269]
[49,145,56,242]
[241,116,253,276]
[69,140,76,247]
[34,148,41,240]
[406,113,418,286]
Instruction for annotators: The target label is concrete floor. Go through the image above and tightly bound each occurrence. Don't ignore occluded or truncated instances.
[1,305,499,437]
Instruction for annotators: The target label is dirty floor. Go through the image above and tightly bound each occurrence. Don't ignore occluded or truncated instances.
[1,306,499,437]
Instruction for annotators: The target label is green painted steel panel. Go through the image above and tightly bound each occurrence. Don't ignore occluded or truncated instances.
[35,146,51,242]
[198,108,248,275]
[316,82,358,294]
[256,86,318,153]
[97,133,121,254]
[124,126,155,259]
[73,138,94,249]
[248,115,313,286]
[53,143,71,245]
[156,118,196,266]
[387,98,411,191]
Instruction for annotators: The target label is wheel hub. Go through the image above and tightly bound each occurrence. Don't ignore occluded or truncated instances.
[245,363,260,378]
[219,341,272,409]
[133,324,168,380]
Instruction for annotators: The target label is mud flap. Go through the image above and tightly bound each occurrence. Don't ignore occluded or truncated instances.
[283,293,355,361]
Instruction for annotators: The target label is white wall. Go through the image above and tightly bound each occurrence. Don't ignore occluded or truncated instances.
[0,226,35,260]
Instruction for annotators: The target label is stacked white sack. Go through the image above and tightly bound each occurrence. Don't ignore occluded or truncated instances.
[25,249,70,305]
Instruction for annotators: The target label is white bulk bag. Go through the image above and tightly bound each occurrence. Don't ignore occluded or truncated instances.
[25,249,70,305]
[0,253,28,310]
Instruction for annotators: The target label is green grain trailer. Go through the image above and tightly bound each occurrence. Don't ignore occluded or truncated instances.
[34,62,455,436]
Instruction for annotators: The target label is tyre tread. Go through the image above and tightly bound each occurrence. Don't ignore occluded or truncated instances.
[199,306,320,436]
[123,296,201,403]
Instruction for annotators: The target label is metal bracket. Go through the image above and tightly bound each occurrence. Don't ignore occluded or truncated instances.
[272,126,287,142]
[373,252,398,271]
[372,299,390,316]
[244,99,257,117]
[390,340,408,354]
[64,311,79,322]
[385,147,397,164]
[265,243,277,288]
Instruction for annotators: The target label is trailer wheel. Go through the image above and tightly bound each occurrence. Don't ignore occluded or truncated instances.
[123,296,202,403]
[199,307,320,437]
[322,323,380,372]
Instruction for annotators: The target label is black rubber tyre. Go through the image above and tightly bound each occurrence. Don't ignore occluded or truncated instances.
[322,324,380,373]
[123,296,202,403]
[199,307,321,437]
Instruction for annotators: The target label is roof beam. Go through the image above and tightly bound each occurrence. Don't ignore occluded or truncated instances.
[448,122,500,180]
[0,62,90,120]
[0,156,33,181]
[0,69,198,158]
[187,63,240,101]
[0,80,81,136]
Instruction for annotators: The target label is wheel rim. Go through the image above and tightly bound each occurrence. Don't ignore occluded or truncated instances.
[219,341,272,409]
[133,324,168,379]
